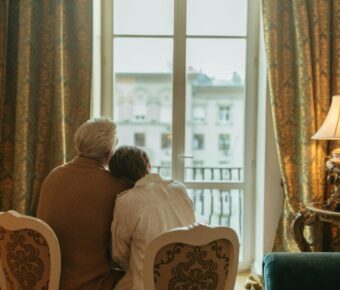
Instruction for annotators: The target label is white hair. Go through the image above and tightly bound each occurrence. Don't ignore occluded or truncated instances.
[74,118,117,159]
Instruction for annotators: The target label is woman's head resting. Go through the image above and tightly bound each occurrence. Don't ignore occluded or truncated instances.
[109,146,150,187]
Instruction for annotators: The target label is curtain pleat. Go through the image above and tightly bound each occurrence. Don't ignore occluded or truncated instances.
[0,0,92,215]
[0,0,8,140]
[262,0,340,251]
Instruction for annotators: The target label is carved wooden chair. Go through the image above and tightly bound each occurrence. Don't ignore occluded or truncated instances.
[0,210,61,290]
[144,223,239,290]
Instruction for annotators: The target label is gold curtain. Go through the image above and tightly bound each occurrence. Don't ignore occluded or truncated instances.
[0,0,92,215]
[262,0,340,251]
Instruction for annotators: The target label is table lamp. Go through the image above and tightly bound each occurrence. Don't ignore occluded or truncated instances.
[312,95,340,210]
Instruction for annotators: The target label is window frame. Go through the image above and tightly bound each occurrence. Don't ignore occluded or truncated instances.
[96,0,260,270]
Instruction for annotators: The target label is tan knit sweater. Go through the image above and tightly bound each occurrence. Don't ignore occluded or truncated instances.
[37,156,129,290]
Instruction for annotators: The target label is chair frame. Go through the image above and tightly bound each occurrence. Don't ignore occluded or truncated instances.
[0,210,61,290]
[144,223,239,290]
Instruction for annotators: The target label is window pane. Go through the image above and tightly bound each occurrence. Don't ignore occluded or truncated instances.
[185,39,246,182]
[187,0,247,36]
[134,133,145,147]
[113,38,173,179]
[114,0,174,35]
[187,188,243,260]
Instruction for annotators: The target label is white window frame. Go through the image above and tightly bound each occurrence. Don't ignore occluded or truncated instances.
[96,0,260,270]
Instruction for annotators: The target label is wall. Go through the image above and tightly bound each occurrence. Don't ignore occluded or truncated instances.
[253,13,283,274]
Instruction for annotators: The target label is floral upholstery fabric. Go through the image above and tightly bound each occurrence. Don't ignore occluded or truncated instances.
[0,226,50,289]
[153,239,231,290]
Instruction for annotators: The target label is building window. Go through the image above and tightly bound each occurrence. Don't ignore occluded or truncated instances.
[133,102,147,121]
[193,106,206,122]
[134,133,145,147]
[218,106,231,122]
[193,134,204,150]
[219,134,230,154]
[161,133,171,149]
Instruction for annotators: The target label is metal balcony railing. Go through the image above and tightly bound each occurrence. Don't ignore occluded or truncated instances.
[151,165,243,239]
[151,165,243,181]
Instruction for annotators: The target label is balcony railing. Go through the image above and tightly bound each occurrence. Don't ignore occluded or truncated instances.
[151,165,243,181]
[187,188,242,241]
[151,165,243,239]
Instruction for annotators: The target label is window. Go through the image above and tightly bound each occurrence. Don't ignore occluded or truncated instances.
[134,133,145,147]
[161,133,171,149]
[93,0,259,270]
[218,105,231,123]
[219,134,230,154]
[193,106,206,122]
[193,134,204,150]
[133,101,147,121]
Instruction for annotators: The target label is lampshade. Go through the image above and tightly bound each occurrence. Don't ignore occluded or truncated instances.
[312,95,340,140]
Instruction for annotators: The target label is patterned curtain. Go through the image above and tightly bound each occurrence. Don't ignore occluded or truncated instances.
[0,0,92,215]
[262,0,340,251]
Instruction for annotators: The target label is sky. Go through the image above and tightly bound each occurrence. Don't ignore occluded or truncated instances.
[94,0,248,80]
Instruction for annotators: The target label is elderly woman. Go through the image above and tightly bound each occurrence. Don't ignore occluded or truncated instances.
[109,146,195,290]
[37,118,129,290]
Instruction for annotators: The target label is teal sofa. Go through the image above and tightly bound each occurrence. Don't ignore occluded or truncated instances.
[263,252,340,290]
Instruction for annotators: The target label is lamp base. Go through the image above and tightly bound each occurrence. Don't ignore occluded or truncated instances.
[330,147,340,163]
[326,158,340,211]
[326,193,340,211]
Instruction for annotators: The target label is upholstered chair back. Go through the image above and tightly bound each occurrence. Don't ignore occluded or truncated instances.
[0,210,61,290]
[144,224,239,290]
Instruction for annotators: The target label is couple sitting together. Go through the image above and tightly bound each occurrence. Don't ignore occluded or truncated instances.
[37,118,195,290]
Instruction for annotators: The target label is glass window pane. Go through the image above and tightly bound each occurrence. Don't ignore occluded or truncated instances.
[187,0,247,36]
[113,38,173,179]
[187,188,243,261]
[185,39,246,182]
[114,0,174,35]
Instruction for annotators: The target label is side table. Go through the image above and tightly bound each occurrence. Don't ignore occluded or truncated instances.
[292,202,340,252]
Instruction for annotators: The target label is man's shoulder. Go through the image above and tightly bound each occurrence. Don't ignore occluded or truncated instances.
[109,178,130,195]
[43,163,68,179]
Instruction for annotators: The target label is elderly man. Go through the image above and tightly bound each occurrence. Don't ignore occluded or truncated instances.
[37,118,128,290]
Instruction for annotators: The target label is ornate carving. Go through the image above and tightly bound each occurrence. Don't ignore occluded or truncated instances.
[326,159,340,211]
[291,208,313,252]
[292,203,340,251]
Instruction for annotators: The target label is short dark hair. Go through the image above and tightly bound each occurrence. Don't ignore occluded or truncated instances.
[109,146,150,186]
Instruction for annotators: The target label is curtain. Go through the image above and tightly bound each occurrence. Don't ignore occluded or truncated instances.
[262,0,340,251]
[0,0,92,215]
